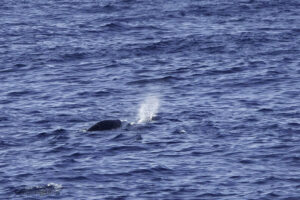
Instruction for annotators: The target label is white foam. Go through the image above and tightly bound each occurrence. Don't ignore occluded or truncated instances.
[137,94,160,124]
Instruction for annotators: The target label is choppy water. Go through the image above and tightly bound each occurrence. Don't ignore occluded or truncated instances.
[1,0,300,199]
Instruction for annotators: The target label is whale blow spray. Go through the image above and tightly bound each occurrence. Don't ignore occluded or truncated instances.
[137,94,160,124]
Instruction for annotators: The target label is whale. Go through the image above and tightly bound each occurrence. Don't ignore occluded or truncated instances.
[87,119,122,131]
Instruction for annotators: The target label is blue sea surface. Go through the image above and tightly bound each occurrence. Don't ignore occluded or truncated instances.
[1,0,300,199]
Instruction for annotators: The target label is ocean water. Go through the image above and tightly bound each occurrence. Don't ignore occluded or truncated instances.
[1,0,300,199]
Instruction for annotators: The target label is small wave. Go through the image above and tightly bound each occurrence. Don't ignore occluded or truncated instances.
[58,176,88,181]
[205,66,245,75]
[173,129,187,134]
[0,140,16,148]
[0,99,12,104]
[107,145,147,153]
[277,112,300,118]
[130,165,173,175]
[110,133,142,142]
[253,176,283,185]
[110,133,125,140]
[47,145,71,154]
[127,76,180,85]
[196,192,231,198]
[36,132,51,138]
[81,4,122,14]
[100,22,128,31]
[53,128,66,134]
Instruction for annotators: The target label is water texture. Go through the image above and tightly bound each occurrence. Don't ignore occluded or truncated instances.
[1,0,300,199]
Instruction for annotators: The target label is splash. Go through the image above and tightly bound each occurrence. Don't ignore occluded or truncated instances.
[137,95,160,124]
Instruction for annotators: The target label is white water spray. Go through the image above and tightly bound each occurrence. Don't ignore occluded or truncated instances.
[137,95,160,124]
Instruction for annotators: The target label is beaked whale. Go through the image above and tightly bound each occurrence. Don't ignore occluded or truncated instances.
[87,119,122,131]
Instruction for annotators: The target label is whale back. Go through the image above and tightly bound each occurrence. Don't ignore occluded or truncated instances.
[87,120,122,131]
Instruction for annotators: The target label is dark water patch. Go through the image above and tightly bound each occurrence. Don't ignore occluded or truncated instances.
[109,133,142,142]
[67,118,86,123]
[281,197,300,200]
[48,133,70,145]
[234,31,275,44]
[202,91,225,98]
[287,122,300,127]
[36,132,51,139]
[77,90,111,97]
[258,108,274,113]
[109,133,124,141]
[253,176,282,185]
[277,112,300,118]
[186,111,213,120]
[268,144,293,150]
[190,149,222,157]
[0,139,19,148]
[14,63,27,68]
[196,192,231,198]
[35,119,51,124]
[262,49,300,56]
[0,99,13,104]
[279,128,300,134]
[7,90,38,97]
[103,63,121,69]
[247,60,266,67]
[126,75,182,85]
[244,116,259,123]
[127,165,173,176]
[239,159,255,164]
[123,35,227,55]
[68,152,89,159]
[15,172,34,179]
[282,155,300,165]
[239,99,261,107]
[186,4,228,17]
[0,116,8,121]
[52,128,66,134]
[61,52,87,61]
[58,175,89,182]
[55,158,78,168]
[47,145,72,154]
[106,145,147,154]
[80,3,126,14]
[165,118,181,122]
[261,192,281,200]
[100,22,129,31]
[205,66,246,75]
[225,77,286,88]
[282,91,300,98]
[249,152,286,160]
[261,123,280,130]
[0,68,16,74]
[27,110,42,115]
